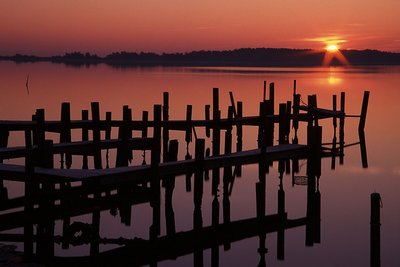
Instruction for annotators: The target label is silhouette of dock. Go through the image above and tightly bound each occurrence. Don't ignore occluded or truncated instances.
[0,81,370,266]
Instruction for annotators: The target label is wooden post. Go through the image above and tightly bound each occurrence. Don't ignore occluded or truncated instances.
[33,108,45,146]
[163,92,169,162]
[0,128,9,199]
[333,95,337,129]
[229,91,237,118]
[105,111,112,168]
[35,136,55,263]
[293,94,300,131]
[223,108,233,250]
[36,140,54,169]
[307,126,322,179]
[235,101,243,177]
[205,105,211,138]
[339,92,345,165]
[269,82,275,114]
[340,92,346,128]
[225,106,233,154]
[265,100,274,148]
[371,192,381,267]
[82,110,89,169]
[125,106,133,163]
[236,101,243,153]
[165,139,178,236]
[257,102,264,150]
[151,105,162,167]
[105,112,112,140]
[23,130,34,258]
[91,102,102,169]
[359,130,368,168]
[116,106,131,167]
[194,139,205,230]
[263,80,267,101]
[205,148,210,181]
[60,102,72,169]
[212,88,220,196]
[142,111,149,165]
[150,105,161,239]
[359,91,370,131]
[185,105,193,147]
[278,103,287,145]
[212,88,220,156]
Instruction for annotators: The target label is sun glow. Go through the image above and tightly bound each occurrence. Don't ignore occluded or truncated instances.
[326,44,339,52]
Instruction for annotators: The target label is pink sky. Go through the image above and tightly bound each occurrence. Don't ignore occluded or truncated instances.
[1,0,399,56]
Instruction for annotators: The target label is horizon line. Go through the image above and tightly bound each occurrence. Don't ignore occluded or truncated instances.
[1,47,399,58]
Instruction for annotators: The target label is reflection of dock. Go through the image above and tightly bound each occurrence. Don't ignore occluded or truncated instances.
[0,81,369,265]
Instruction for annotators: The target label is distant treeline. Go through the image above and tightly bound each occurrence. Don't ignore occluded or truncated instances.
[1,48,400,67]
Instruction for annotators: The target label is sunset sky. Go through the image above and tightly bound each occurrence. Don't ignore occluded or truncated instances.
[1,0,399,56]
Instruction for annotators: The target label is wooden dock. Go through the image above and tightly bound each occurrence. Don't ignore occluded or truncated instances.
[0,82,369,264]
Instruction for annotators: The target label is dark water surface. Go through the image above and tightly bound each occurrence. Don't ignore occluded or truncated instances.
[0,62,399,266]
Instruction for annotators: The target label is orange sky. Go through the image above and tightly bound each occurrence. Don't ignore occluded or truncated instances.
[1,0,399,56]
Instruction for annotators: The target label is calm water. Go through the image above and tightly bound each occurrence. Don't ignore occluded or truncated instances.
[1,61,400,266]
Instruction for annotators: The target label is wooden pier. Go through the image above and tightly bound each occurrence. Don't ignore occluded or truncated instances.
[0,82,369,265]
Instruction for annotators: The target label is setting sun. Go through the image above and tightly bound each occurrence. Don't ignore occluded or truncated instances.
[326,44,339,52]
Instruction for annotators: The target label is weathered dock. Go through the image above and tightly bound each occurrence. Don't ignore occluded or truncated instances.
[0,81,369,265]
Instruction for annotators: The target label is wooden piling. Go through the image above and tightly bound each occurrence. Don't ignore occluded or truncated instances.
[185,105,193,146]
[293,94,300,131]
[265,100,274,147]
[279,103,287,144]
[142,111,149,165]
[81,110,89,169]
[60,102,72,169]
[359,130,368,168]
[150,105,162,238]
[212,88,220,157]
[333,95,337,129]
[163,92,169,162]
[33,109,45,146]
[165,139,178,236]
[105,112,112,168]
[185,105,193,192]
[116,106,131,167]
[235,101,243,177]
[91,102,102,169]
[23,130,34,258]
[339,92,345,165]
[263,81,267,101]
[205,105,211,138]
[340,92,345,128]
[194,139,205,229]
[229,91,238,119]
[212,88,220,196]
[269,82,275,114]
[359,91,370,131]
